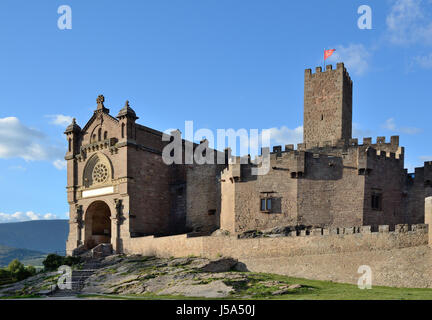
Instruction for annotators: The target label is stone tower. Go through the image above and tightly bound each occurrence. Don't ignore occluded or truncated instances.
[303,62,353,147]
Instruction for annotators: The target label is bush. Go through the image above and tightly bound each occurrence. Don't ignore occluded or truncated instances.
[3,259,37,282]
[42,254,81,271]
[8,259,24,273]
[63,256,81,266]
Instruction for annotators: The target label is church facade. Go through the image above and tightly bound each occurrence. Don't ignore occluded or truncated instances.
[65,63,432,255]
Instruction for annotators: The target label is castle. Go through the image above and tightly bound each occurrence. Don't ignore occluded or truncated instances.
[65,62,432,255]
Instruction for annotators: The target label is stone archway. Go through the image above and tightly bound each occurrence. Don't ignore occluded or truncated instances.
[84,201,112,249]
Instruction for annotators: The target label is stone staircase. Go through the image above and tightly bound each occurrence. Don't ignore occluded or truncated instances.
[48,259,103,297]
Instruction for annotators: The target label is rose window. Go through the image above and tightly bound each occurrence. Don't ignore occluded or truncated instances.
[92,163,108,183]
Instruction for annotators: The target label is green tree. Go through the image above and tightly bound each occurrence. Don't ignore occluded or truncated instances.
[26,265,36,276]
[8,259,24,273]
[42,254,65,271]
[7,259,35,281]
[42,254,81,271]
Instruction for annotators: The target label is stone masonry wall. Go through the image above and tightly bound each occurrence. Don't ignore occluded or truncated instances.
[297,146,365,227]
[185,163,224,233]
[405,162,432,224]
[303,63,352,146]
[121,224,428,260]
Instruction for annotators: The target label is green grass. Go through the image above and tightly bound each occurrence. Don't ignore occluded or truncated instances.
[227,273,432,300]
[0,294,43,299]
[78,272,432,300]
[77,293,216,300]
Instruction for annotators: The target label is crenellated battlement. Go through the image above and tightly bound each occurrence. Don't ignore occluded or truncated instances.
[304,62,352,84]
[236,223,428,238]
[362,135,400,147]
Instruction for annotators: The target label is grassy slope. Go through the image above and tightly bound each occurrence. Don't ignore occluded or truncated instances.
[78,272,432,300]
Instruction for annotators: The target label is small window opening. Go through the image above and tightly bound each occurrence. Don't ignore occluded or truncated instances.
[208,209,216,216]
[321,114,324,121]
[98,128,102,141]
[121,123,125,138]
[68,138,71,152]
[104,131,108,140]
[260,198,272,212]
[371,193,382,211]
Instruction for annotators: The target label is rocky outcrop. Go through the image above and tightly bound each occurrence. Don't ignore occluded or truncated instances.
[0,255,310,299]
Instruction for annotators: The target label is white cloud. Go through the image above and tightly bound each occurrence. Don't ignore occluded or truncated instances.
[238,126,303,158]
[352,122,373,138]
[383,118,397,131]
[419,155,432,162]
[0,117,66,169]
[53,159,67,170]
[262,126,303,146]
[327,44,371,75]
[46,114,73,127]
[0,211,59,223]
[382,117,421,134]
[386,0,432,45]
[8,165,26,171]
[412,53,432,68]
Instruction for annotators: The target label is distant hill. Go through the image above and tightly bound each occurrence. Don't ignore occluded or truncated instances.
[0,244,46,267]
[0,220,69,254]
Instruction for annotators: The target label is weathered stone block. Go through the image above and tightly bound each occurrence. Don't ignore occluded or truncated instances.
[379,225,390,233]
[329,228,339,235]
[360,226,371,234]
[311,228,322,236]
[412,224,427,232]
[344,227,354,234]
[395,224,409,233]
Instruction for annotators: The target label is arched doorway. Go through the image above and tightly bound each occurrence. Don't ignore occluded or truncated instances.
[84,201,111,249]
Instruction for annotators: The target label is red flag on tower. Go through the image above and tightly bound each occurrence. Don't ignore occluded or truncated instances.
[324,49,336,60]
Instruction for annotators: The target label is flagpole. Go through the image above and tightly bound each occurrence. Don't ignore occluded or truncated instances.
[324,48,326,70]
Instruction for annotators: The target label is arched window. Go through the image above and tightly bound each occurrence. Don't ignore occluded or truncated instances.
[98,128,102,141]
[104,131,108,140]
[83,153,112,188]
[68,138,71,152]
[121,123,125,138]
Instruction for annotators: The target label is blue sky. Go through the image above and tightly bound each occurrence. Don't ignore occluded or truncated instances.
[0,0,431,221]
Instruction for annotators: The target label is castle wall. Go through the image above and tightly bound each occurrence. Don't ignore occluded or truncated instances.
[220,168,236,233]
[404,162,432,224]
[362,144,406,226]
[185,164,224,233]
[135,124,166,152]
[121,224,428,260]
[233,162,298,233]
[220,150,302,234]
[297,146,365,227]
[127,147,171,236]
